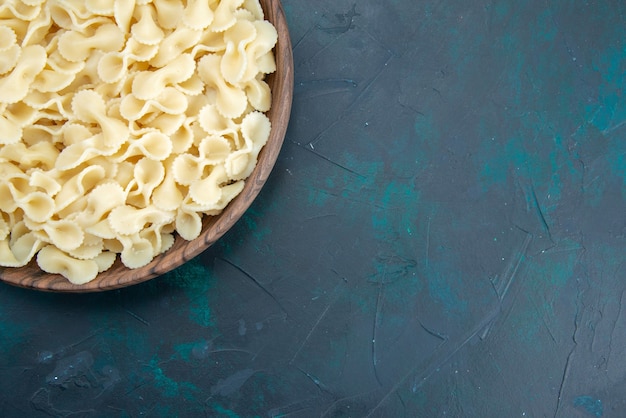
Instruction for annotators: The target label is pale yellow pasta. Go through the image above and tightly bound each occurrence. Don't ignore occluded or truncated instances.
[0,114,23,145]
[41,219,84,251]
[37,245,99,284]
[120,87,188,121]
[112,0,134,32]
[74,182,126,228]
[189,163,228,206]
[57,24,125,63]
[85,0,115,16]
[132,53,195,100]
[182,0,215,30]
[212,0,243,32]
[198,136,233,164]
[21,3,52,46]
[150,27,202,68]
[0,0,277,283]
[152,164,184,211]
[131,4,164,45]
[152,0,184,30]
[0,45,47,104]
[221,19,257,84]
[0,44,21,76]
[198,53,248,118]
[0,1,41,21]
[0,218,9,242]
[175,208,203,241]
[118,233,154,269]
[112,130,173,162]
[125,158,165,207]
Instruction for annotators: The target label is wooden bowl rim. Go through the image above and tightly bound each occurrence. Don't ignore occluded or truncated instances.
[0,0,293,292]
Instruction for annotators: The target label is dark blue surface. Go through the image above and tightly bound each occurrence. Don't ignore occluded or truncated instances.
[1,1,625,417]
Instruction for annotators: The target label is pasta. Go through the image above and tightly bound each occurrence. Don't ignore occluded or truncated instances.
[0,0,276,284]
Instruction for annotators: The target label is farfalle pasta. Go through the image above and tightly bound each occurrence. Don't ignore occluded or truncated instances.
[0,0,277,284]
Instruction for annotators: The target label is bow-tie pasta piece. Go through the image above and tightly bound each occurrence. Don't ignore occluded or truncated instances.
[245,20,278,77]
[118,233,155,269]
[182,0,215,30]
[113,0,135,32]
[189,163,228,206]
[46,47,85,76]
[98,39,159,83]
[198,53,247,118]
[0,113,24,145]
[37,245,100,285]
[71,89,129,148]
[221,19,257,84]
[192,29,226,56]
[243,74,271,112]
[57,24,125,63]
[169,119,195,154]
[172,152,206,186]
[120,87,188,121]
[41,219,85,252]
[198,136,233,164]
[0,45,46,104]
[225,111,270,179]
[0,1,42,21]
[74,182,126,229]
[0,171,55,222]
[108,205,174,237]
[152,0,184,30]
[0,141,59,170]
[211,0,243,32]
[22,3,53,46]
[198,103,237,136]
[68,238,105,261]
[0,26,17,51]
[0,221,44,267]
[54,165,106,214]
[175,208,202,241]
[19,191,56,224]
[132,53,195,100]
[181,179,244,214]
[141,225,175,256]
[152,158,185,211]
[242,0,263,19]
[28,169,61,196]
[176,73,205,96]
[0,28,20,76]
[32,65,76,93]
[150,27,202,68]
[131,4,164,45]
[125,157,166,207]
[55,132,122,171]
[112,130,173,162]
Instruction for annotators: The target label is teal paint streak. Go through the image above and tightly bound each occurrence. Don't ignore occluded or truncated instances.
[587,45,626,195]
[172,341,197,362]
[426,270,468,315]
[165,260,215,328]
[574,396,604,417]
[211,404,241,418]
[510,247,578,348]
[145,357,200,400]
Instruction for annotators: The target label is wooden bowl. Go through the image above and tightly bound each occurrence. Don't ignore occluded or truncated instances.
[0,0,294,292]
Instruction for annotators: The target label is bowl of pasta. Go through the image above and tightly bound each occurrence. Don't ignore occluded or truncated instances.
[0,0,293,291]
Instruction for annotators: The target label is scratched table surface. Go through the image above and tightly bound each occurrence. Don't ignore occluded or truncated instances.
[1,1,625,417]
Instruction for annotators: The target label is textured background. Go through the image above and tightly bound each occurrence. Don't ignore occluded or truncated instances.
[1,0,625,417]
